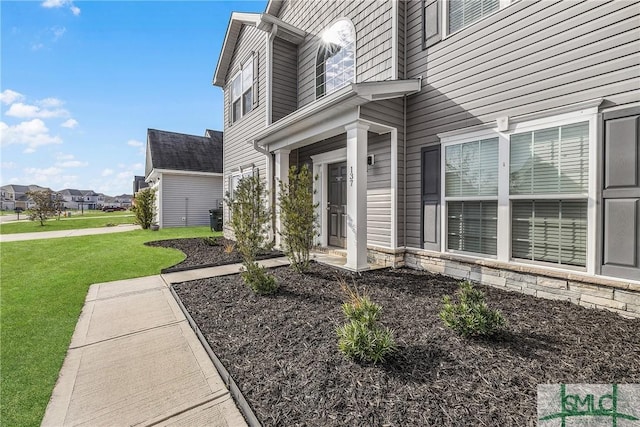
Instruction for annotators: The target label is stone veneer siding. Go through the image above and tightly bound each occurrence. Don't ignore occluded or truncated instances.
[364,247,640,319]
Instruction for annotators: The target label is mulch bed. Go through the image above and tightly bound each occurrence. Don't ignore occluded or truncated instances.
[172,261,640,426]
[145,237,283,273]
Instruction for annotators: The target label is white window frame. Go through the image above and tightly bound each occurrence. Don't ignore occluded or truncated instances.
[442,0,512,37]
[439,108,598,274]
[441,130,501,258]
[230,56,253,124]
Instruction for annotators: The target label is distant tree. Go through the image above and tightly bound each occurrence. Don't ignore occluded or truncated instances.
[132,188,156,229]
[27,190,63,226]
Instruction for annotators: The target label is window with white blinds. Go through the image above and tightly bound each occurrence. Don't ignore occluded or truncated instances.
[448,0,500,34]
[448,201,498,255]
[512,200,587,266]
[445,137,498,256]
[445,137,498,197]
[230,57,254,123]
[510,122,589,267]
[510,122,589,195]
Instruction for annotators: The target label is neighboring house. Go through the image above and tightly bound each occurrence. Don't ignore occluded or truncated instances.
[145,128,223,228]
[58,189,87,210]
[81,190,100,210]
[133,176,149,195]
[213,0,640,316]
[113,194,133,208]
[1,184,51,209]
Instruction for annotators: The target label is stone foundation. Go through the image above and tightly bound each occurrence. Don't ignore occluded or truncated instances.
[365,246,640,319]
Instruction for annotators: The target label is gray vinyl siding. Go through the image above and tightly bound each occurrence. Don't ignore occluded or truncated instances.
[160,174,223,228]
[293,132,393,248]
[223,25,268,229]
[276,0,395,109]
[403,0,640,248]
[360,98,406,247]
[272,38,298,122]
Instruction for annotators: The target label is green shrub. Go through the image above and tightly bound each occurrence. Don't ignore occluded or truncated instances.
[277,164,318,273]
[241,261,278,295]
[225,174,277,294]
[336,279,395,364]
[439,281,506,337]
[132,188,156,229]
[202,236,220,246]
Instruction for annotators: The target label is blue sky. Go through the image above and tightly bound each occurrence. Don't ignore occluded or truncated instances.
[1,0,266,196]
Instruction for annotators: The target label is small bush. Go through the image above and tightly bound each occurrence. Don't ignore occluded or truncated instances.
[277,164,318,273]
[132,188,156,229]
[202,236,220,246]
[439,281,506,337]
[241,261,278,295]
[336,279,395,364]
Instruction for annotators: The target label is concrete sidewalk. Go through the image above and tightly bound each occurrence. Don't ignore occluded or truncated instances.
[0,224,140,242]
[42,257,290,427]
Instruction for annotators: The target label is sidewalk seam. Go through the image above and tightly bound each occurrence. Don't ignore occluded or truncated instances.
[69,320,186,350]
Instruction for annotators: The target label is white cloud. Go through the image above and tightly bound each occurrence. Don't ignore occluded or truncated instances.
[41,0,80,15]
[0,119,62,151]
[51,26,66,41]
[127,139,144,147]
[0,89,24,105]
[61,119,78,129]
[101,168,114,177]
[57,160,88,168]
[5,102,69,119]
[1,162,18,169]
[31,43,45,51]
[38,97,64,108]
[22,166,79,189]
[56,153,74,161]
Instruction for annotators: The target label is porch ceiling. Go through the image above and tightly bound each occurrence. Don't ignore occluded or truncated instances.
[255,80,421,152]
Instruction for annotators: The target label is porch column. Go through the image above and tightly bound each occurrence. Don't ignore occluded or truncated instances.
[345,122,369,271]
[274,149,290,248]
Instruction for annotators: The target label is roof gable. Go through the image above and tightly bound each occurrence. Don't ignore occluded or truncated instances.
[146,128,223,175]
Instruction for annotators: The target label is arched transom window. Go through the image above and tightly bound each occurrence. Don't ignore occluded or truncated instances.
[316,19,355,98]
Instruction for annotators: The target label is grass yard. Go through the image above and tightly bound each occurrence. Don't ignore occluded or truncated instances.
[0,226,216,427]
[0,212,135,234]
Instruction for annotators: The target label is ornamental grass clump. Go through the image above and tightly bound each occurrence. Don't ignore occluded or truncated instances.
[336,279,396,364]
[440,281,506,337]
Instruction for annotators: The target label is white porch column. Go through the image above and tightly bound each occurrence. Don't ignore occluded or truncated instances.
[345,122,369,271]
[274,149,290,248]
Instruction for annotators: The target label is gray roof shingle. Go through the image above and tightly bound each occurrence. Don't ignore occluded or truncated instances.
[147,129,222,174]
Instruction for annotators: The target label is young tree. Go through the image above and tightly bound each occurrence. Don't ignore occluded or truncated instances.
[278,164,318,273]
[132,188,156,229]
[225,174,278,294]
[26,190,63,226]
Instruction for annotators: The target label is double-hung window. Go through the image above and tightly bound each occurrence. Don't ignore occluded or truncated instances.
[230,57,254,123]
[448,0,500,34]
[444,137,499,256]
[510,122,589,267]
[440,111,594,270]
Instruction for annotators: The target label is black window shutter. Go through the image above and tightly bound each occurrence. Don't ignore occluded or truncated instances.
[252,52,259,107]
[423,0,442,49]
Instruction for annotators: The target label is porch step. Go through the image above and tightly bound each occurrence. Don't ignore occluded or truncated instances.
[311,246,347,258]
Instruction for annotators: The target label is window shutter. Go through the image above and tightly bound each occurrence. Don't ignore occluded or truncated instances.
[252,52,259,107]
[423,0,442,49]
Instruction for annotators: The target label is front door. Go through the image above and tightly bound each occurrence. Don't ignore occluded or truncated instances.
[601,107,640,281]
[328,162,347,248]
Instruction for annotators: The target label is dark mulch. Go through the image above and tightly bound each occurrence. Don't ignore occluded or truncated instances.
[145,237,283,273]
[173,262,640,426]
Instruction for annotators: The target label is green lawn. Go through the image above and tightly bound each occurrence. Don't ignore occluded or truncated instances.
[0,226,216,427]
[0,214,135,234]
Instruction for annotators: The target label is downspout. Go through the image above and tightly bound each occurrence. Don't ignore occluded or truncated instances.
[253,139,274,242]
[402,0,408,250]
